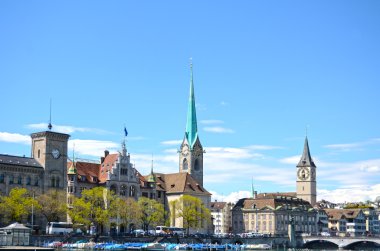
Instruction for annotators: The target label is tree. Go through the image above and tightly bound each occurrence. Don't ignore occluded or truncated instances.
[69,187,115,234]
[110,197,141,233]
[137,197,165,231]
[169,195,211,235]
[36,189,67,224]
[0,188,38,224]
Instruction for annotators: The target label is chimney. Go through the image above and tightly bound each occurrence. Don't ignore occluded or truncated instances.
[104,150,109,157]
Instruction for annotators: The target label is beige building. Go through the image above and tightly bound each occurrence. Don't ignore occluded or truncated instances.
[325,209,366,237]
[211,201,234,235]
[232,193,318,236]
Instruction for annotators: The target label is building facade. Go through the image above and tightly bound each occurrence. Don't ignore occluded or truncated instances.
[325,209,366,237]
[211,201,234,235]
[232,193,318,236]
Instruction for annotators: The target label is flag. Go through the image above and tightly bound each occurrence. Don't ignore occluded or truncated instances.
[124,127,128,137]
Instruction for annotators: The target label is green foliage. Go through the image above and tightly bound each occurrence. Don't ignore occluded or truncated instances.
[0,188,39,224]
[344,202,374,209]
[137,197,165,231]
[36,189,67,223]
[170,195,210,234]
[68,187,115,234]
[110,197,141,232]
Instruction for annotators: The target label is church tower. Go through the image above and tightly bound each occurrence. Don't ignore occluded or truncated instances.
[296,137,317,206]
[179,62,204,186]
[31,130,70,192]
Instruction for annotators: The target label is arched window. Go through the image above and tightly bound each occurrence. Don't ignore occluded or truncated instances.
[26,176,31,185]
[0,174,4,183]
[9,175,14,184]
[194,159,200,171]
[183,159,188,170]
[34,177,39,186]
[120,185,127,196]
[51,177,56,187]
[130,185,136,197]
[56,177,60,188]
[18,175,22,184]
[38,149,40,158]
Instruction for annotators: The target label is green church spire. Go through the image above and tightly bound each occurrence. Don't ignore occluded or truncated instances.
[185,60,198,149]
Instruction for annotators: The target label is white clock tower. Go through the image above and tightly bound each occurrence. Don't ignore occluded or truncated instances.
[296,137,317,206]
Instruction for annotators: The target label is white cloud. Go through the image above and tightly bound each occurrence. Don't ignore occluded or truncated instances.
[220,101,229,106]
[68,139,119,157]
[210,184,380,204]
[318,184,380,203]
[0,132,30,145]
[27,123,111,135]
[324,138,380,152]
[211,190,251,203]
[203,127,235,134]
[279,155,301,165]
[205,147,257,159]
[246,145,283,151]
[161,140,182,146]
[324,143,362,151]
[200,120,224,125]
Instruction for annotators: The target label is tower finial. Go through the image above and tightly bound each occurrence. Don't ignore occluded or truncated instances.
[251,177,255,199]
[151,153,154,174]
[72,143,75,163]
[48,98,52,130]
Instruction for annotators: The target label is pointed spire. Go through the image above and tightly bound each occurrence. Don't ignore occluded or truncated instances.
[48,98,53,130]
[148,154,156,182]
[297,137,316,167]
[251,177,255,199]
[185,59,198,149]
[68,144,77,175]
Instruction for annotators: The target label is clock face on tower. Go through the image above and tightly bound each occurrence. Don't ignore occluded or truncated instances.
[52,148,60,159]
[297,168,309,180]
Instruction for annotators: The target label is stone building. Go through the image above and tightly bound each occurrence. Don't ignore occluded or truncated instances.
[232,193,318,236]
[66,141,141,206]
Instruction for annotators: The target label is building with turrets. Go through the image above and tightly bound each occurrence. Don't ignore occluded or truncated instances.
[66,140,141,200]
[296,137,317,206]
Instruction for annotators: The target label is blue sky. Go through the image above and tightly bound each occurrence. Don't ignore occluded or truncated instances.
[1,1,380,203]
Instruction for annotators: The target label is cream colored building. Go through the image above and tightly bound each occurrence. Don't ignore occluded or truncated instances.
[232,193,318,236]
[211,201,234,235]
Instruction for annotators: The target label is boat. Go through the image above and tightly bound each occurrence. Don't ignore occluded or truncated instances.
[242,244,271,250]
[143,242,166,251]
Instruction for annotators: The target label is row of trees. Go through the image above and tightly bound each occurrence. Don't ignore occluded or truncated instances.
[0,187,211,235]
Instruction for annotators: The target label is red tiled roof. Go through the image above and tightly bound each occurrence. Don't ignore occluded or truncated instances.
[99,153,118,182]
[67,161,100,183]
